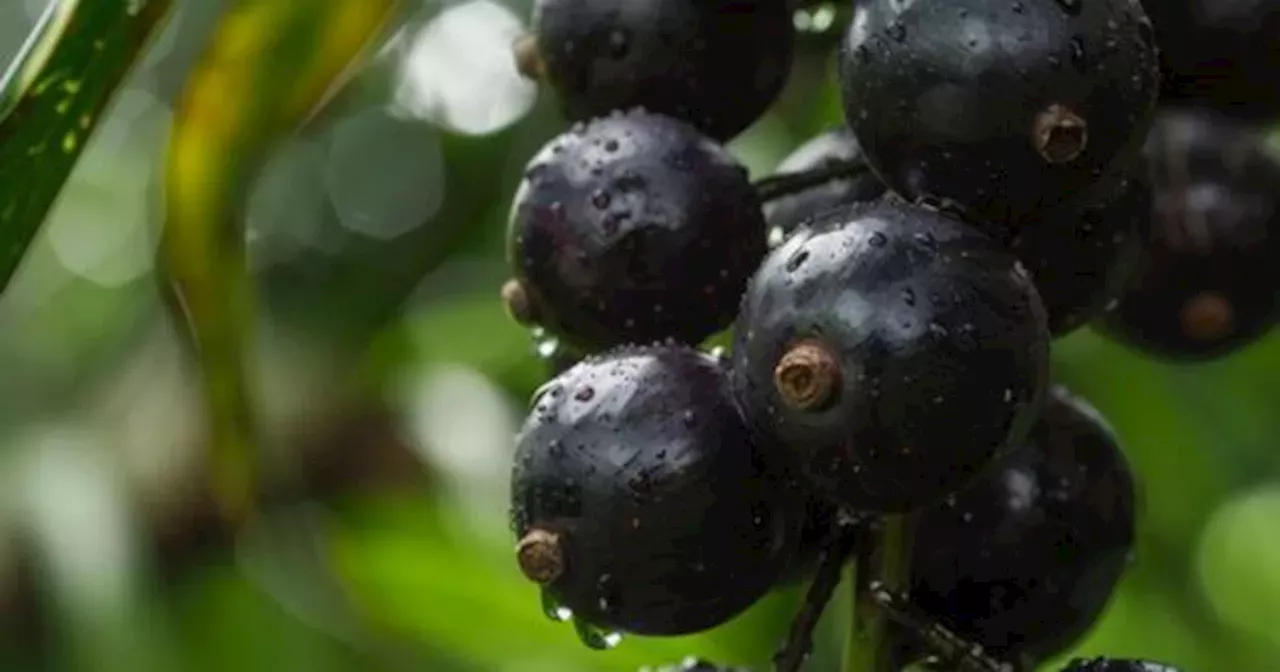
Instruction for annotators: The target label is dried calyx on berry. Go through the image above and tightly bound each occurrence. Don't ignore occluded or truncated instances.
[506,109,766,352]
[900,385,1136,668]
[838,0,1161,235]
[510,344,803,636]
[525,0,794,141]
[1098,107,1280,361]
[731,198,1050,513]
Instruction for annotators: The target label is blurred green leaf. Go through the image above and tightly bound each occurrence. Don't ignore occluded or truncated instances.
[0,0,174,294]
[158,0,401,521]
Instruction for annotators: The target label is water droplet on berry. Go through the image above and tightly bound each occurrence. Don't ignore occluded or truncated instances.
[1068,37,1087,70]
[573,617,621,650]
[869,232,888,247]
[575,386,595,402]
[541,589,573,622]
[886,21,906,42]
[785,249,810,271]
[591,189,611,209]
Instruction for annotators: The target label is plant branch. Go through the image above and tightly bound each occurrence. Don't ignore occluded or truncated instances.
[867,587,1016,672]
[773,521,860,672]
[754,162,870,203]
[843,514,915,672]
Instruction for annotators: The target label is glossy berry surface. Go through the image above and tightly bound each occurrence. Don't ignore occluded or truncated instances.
[530,0,794,141]
[908,385,1137,664]
[838,0,1161,234]
[730,199,1050,513]
[1012,160,1152,337]
[1145,0,1280,120]
[1099,107,1280,361]
[1059,658,1184,672]
[510,344,801,636]
[762,128,887,240]
[507,109,766,352]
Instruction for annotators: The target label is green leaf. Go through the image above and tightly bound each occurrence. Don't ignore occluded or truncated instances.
[0,0,174,293]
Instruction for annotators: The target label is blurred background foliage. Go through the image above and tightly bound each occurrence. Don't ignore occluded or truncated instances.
[0,1,1276,671]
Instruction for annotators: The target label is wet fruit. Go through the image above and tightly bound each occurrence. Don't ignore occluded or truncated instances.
[1059,659,1184,672]
[838,0,1161,235]
[529,0,794,140]
[1012,160,1153,337]
[908,385,1137,665]
[1145,0,1280,120]
[510,344,802,636]
[507,109,767,351]
[762,128,887,241]
[1098,107,1280,361]
[730,198,1050,513]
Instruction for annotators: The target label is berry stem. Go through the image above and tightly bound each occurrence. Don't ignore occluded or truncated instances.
[754,162,870,203]
[773,521,860,672]
[843,514,915,672]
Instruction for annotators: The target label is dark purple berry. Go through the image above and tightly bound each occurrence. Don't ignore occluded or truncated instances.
[838,0,1161,235]
[730,198,1051,513]
[507,109,766,352]
[1098,107,1280,361]
[511,344,802,636]
[1060,658,1185,672]
[1145,0,1280,120]
[908,385,1137,665]
[762,128,887,241]
[1012,160,1153,337]
[529,0,794,140]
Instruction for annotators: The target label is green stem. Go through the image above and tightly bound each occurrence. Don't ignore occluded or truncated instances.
[843,515,915,672]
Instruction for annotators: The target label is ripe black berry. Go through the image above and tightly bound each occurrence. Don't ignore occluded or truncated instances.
[1145,0,1280,120]
[838,0,1161,233]
[1060,658,1184,672]
[510,344,802,636]
[761,128,887,241]
[730,198,1050,513]
[507,109,766,352]
[1012,161,1153,337]
[529,0,794,140]
[1098,107,1280,361]
[907,385,1136,665]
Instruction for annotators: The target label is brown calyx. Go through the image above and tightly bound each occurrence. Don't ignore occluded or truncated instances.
[512,34,546,81]
[1032,103,1088,164]
[516,528,565,584]
[773,339,842,411]
[501,278,538,326]
[1180,291,1235,342]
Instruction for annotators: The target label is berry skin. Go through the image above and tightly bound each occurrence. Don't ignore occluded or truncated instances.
[510,344,802,636]
[730,198,1050,513]
[1012,160,1153,337]
[838,0,1161,234]
[907,385,1136,665]
[762,128,887,241]
[1059,659,1184,672]
[1145,0,1280,120]
[530,0,794,141]
[507,109,767,352]
[1098,107,1280,361]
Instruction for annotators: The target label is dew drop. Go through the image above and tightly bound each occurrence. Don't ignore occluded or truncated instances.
[886,21,906,42]
[573,617,622,650]
[575,386,595,402]
[869,232,888,247]
[785,249,810,271]
[591,189,611,209]
[541,589,573,622]
[1068,37,1087,70]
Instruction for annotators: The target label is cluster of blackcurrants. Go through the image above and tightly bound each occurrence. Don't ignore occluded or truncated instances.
[499,0,1279,670]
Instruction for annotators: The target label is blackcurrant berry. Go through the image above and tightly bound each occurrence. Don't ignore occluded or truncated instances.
[1098,107,1280,361]
[529,0,794,141]
[1146,0,1280,120]
[1060,658,1184,672]
[762,128,887,241]
[838,0,1161,234]
[908,385,1136,665]
[510,344,802,636]
[776,496,841,584]
[1012,160,1153,337]
[730,198,1050,513]
[507,109,767,352]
